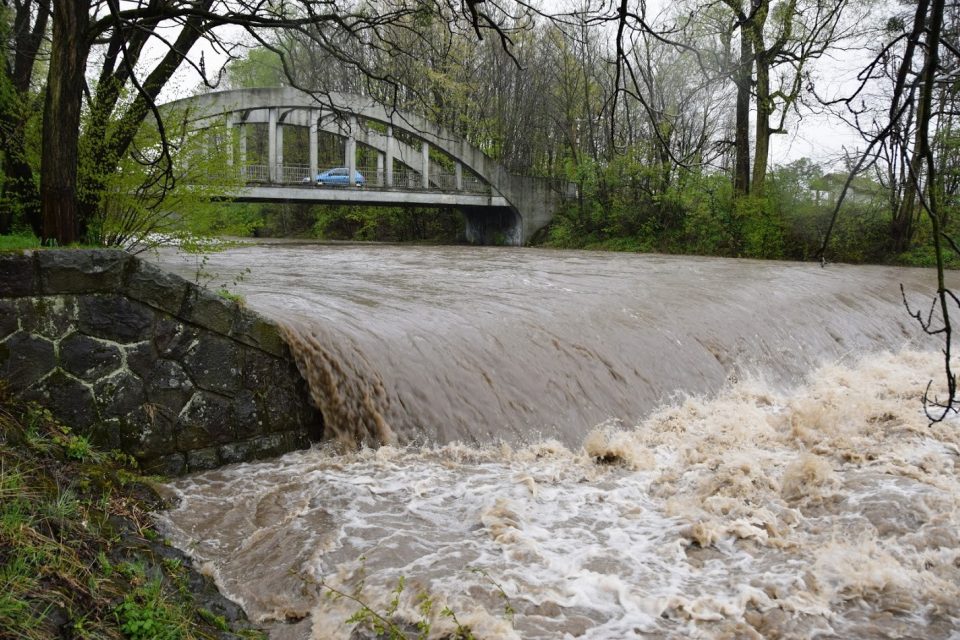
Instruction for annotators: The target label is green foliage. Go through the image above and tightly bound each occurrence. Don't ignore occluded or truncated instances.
[63,433,94,461]
[311,572,491,640]
[114,578,187,640]
[217,288,246,306]
[547,160,741,255]
[678,173,737,255]
[732,193,785,259]
[343,576,409,639]
[311,205,464,243]
[894,214,960,268]
[82,112,253,252]
[542,154,948,265]
[300,561,524,640]
[190,258,251,303]
[250,202,316,237]
[197,608,230,631]
[225,48,286,89]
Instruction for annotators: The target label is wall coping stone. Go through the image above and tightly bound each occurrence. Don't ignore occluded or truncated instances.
[0,248,288,360]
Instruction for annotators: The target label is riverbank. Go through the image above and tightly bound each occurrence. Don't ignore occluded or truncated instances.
[0,383,264,639]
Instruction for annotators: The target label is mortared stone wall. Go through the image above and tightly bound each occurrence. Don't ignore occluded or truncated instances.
[0,249,322,475]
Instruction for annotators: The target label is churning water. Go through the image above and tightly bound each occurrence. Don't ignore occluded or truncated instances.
[152,244,960,638]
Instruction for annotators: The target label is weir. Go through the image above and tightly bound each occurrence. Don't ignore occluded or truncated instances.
[151,243,948,448]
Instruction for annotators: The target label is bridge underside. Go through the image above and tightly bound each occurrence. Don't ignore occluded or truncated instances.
[460,206,522,245]
[226,185,522,245]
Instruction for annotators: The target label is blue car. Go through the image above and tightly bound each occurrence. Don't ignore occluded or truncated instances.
[315,167,365,187]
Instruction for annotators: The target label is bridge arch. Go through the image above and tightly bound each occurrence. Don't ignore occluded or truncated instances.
[162,87,567,245]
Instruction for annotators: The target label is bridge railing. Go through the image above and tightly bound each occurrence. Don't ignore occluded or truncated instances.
[462,175,489,194]
[242,164,269,182]
[224,163,493,195]
[279,164,312,184]
[430,170,457,192]
[391,168,424,190]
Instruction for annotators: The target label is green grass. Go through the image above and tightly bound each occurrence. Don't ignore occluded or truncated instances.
[216,288,246,306]
[0,384,266,639]
[0,232,41,251]
[0,233,109,252]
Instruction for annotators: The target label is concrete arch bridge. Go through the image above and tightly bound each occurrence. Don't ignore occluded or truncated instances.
[163,87,570,245]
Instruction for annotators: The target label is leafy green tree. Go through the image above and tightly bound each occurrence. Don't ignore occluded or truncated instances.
[225,47,286,89]
[83,116,256,250]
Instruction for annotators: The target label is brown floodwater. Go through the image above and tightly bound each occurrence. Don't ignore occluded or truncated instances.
[152,243,940,446]
[151,244,960,639]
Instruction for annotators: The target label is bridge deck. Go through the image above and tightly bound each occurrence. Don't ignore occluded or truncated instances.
[229,184,511,208]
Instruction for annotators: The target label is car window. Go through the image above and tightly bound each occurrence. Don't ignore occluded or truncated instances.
[333,169,347,176]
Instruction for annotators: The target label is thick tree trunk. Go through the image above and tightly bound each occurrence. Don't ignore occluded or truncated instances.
[733,32,753,196]
[40,0,90,246]
[752,55,771,192]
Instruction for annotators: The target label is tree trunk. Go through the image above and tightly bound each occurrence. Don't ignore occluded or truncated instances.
[40,0,90,246]
[733,30,753,196]
[752,53,771,192]
[892,137,921,252]
[892,66,928,253]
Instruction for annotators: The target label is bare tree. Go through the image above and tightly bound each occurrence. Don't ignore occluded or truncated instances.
[817,0,959,419]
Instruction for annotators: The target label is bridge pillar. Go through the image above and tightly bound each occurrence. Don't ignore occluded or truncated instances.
[385,126,394,187]
[346,115,357,185]
[224,115,234,167]
[238,122,247,180]
[268,108,278,182]
[455,162,463,191]
[276,123,284,175]
[376,152,384,187]
[238,123,247,180]
[309,109,318,181]
[238,122,247,167]
[421,141,430,189]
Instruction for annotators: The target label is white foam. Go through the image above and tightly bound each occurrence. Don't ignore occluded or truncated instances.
[157,349,960,639]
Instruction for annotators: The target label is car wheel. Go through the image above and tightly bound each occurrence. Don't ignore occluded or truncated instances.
[356,181,363,188]
[317,181,324,186]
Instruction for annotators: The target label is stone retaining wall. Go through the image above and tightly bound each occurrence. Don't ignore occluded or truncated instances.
[0,249,322,475]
